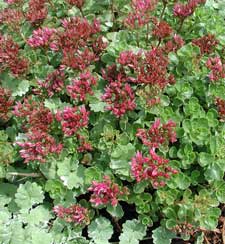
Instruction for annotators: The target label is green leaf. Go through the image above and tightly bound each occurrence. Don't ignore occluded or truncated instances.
[119,219,147,244]
[0,183,17,207]
[199,153,214,167]
[110,143,135,177]
[19,205,52,227]
[15,182,44,210]
[57,157,85,190]
[204,162,224,182]
[88,90,106,112]
[167,173,191,190]
[88,217,113,244]
[152,227,176,244]
[106,203,124,218]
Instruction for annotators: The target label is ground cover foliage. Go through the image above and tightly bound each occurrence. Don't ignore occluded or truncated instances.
[1,0,225,243]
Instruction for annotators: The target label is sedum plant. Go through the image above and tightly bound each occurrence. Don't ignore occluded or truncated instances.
[1,0,225,243]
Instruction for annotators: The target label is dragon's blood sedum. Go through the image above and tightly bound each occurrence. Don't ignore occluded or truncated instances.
[131,150,178,187]
[53,204,89,225]
[137,119,177,149]
[67,71,97,102]
[0,87,14,121]
[56,106,89,136]
[89,176,128,207]
[1,0,224,241]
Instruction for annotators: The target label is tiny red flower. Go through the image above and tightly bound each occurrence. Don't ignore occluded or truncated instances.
[130,149,178,187]
[0,87,14,122]
[53,204,89,225]
[56,106,89,136]
[89,176,128,206]
[215,98,225,121]
[136,119,177,149]
[152,20,173,40]
[67,71,96,102]
[192,34,219,54]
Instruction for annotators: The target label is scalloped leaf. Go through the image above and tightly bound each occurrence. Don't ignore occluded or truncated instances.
[119,219,147,244]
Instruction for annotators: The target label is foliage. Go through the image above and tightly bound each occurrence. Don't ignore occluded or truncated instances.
[0,0,225,243]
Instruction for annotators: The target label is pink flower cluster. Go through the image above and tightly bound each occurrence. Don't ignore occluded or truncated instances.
[53,17,105,70]
[173,0,206,19]
[102,74,136,117]
[215,98,225,121]
[26,0,48,25]
[0,8,23,28]
[27,27,57,48]
[125,0,158,28]
[206,57,225,81]
[152,19,173,40]
[17,132,63,163]
[14,98,53,132]
[192,34,219,55]
[14,98,63,163]
[88,176,128,206]
[0,35,28,76]
[56,106,89,136]
[53,204,89,225]
[137,119,177,149]
[131,119,177,187]
[5,0,22,4]
[77,134,93,153]
[38,68,65,97]
[67,71,96,101]
[0,87,14,121]
[67,0,85,8]
[163,34,185,53]
[131,150,178,187]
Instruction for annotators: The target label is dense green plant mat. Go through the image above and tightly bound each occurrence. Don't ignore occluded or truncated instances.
[1,0,225,243]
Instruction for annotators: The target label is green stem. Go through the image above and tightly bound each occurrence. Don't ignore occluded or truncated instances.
[79,8,85,18]
[7,172,43,177]
[178,18,185,32]
[136,30,140,48]
[160,2,167,20]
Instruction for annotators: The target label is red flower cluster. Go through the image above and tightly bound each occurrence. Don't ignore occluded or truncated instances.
[38,68,65,97]
[0,35,28,76]
[163,34,185,53]
[206,57,225,81]
[27,27,57,48]
[67,71,96,102]
[5,0,22,4]
[152,19,173,40]
[14,98,63,163]
[26,0,48,25]
[14,98,53,132]
[77,134,93,153]
[124,0,158,28]
[215,98,225,121]
[173,0,206,19]
[131,0,158,13]
[53,204,89,225]
[88,176,128,206]
[131,119,177,187]
[118,48,172,89]
[131,150,178,187]
[17,132,63,163]
[192,34,219,55]
[138,48,171,88]
[136,119,177,149]
[0,8,23,29]
[56,106,89,136]
[53,17,105,70]
[67,0,85,9]
[0,87,14,121]
[102,72,136,117]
